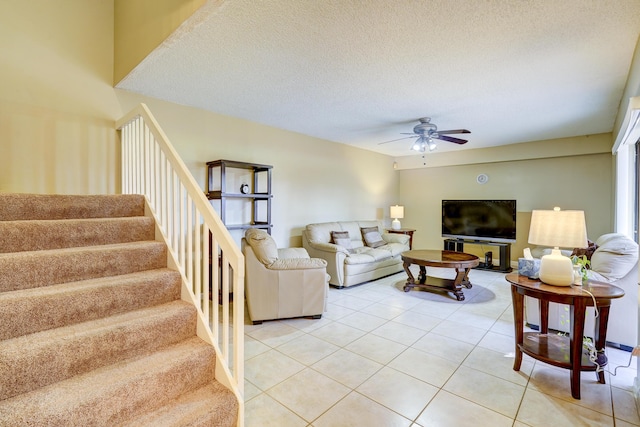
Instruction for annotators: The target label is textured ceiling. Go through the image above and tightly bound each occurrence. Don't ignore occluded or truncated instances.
[117,0,640,157]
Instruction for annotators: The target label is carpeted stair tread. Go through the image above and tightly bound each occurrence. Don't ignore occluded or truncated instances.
[0,300,197,400]
[0,193,145,220]
[0,336,216,426]
[0,241,167,291]
[0,268,181,340]
[121,382,239,427]
[0,217,155,253]
[0,193,239,426]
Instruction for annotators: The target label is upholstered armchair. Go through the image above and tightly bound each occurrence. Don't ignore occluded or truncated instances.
[242,228,330,324]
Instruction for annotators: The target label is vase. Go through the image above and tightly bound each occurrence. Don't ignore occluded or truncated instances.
[572,265,583,286]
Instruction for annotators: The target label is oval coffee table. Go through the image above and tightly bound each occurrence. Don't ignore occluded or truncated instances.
[401,250,480,301]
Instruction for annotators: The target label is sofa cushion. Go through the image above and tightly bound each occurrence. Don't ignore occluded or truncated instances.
[361,226,385,248]
[245,228,278,265]
[331,230,352,250]
[590,233,638,280]
[306,222,342,244]
[346,246,394,263]
[344,252,376,265]
[378,242,409,257]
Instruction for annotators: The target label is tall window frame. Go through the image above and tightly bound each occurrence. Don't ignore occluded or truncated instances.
[613,97,640,242]
[635,142,639,244]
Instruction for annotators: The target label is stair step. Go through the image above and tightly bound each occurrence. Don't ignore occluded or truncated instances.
[0,193,239,425]
[0,269,181,340]
[121,382,238,427]
[0,217,155,253]
[0,241,167,292]
[0,337,216,426]
[0,193,145,221]
[0,300,197,400]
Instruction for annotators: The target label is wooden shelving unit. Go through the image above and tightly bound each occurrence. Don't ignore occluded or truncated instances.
[206,159,273,234]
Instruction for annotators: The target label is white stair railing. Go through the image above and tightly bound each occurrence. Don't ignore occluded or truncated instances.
[117,104,244,424]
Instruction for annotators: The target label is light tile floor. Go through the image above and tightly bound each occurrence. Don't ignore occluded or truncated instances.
[243,268,640,426]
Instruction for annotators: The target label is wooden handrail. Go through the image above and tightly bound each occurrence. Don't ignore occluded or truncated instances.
[117,103,244,424]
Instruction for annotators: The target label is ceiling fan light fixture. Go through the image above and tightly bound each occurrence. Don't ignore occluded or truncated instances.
[412,136,424,152]
[379,117,470,153]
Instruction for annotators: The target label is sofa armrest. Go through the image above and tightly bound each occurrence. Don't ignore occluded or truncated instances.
[302,231,348,286]
[382,233,410,245]
[278,247,310,259]
[305,241,351,255]
[268,258,328,270]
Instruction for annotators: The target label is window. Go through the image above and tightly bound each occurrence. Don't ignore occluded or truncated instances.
[613,96,640,242]
[635,142,639,244]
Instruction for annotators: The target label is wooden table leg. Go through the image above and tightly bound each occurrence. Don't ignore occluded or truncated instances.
[418,266,427,284]
[570,298,587,400]
[593,304,611,384]
[456,267,473,289]
[402,261,415,292]
[511,285,524,371]
[540,300,549,334]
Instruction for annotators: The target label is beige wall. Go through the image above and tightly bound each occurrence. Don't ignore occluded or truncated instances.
[116,91,399,247]
[0,0,121,195]
[0,1,399,248]
[114,0,206,84]
[398,152,614,263]
[0,0,625,254]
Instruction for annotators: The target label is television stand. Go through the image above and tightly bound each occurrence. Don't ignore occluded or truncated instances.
[443,239,512,273]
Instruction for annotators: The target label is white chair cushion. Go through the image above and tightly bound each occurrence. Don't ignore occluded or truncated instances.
[245,228,279,265]
[590,233,638,280]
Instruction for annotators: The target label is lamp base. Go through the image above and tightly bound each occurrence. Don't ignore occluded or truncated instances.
[539,248,574,286]
[391,219,401,230]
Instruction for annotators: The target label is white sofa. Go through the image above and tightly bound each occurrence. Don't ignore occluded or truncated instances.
[525,233,639,348]
[243,228,330,324]
[302,220,410,288]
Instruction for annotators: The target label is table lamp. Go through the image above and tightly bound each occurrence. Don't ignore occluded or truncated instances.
[390,205,404,230]
[528,207,588,286]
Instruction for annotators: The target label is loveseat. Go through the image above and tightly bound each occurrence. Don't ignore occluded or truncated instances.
[302,220,410,288]
[525,233,639,348]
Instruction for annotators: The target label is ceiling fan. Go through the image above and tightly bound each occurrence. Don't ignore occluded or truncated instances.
[379,117,470,152]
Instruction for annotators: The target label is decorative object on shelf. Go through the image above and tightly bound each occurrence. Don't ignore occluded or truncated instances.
[571,254,590,285]
[240,183,250,194]
[528,207,588,286]
[476,173,489,184]
[390,205,404,230]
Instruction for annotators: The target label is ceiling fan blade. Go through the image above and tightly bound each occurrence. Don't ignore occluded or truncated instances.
[436,134,468,144]
[437,129,471,135]
[378,135,417,145]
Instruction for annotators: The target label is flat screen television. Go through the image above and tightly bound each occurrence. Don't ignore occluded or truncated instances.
[442,200,517,243]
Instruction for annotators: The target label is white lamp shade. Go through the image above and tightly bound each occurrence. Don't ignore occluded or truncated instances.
[528,208,588,286]
[390,205,404,230]
[528,209,588,248]
[390,205,404,219]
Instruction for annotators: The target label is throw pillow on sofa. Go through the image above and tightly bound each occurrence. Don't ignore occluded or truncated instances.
[361,227,385,248]
[331,230,353,251]
[570,240,597,265]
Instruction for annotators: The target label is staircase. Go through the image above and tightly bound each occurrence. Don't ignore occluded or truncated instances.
[0,193,239,426]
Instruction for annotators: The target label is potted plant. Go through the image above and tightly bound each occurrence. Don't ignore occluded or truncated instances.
[571,254,590,284]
